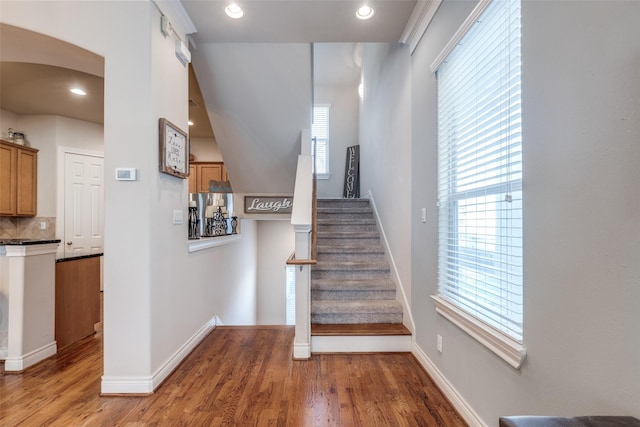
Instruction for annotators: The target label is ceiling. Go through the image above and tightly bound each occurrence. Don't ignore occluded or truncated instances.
[0,1,417,139]
[181,0,417,44]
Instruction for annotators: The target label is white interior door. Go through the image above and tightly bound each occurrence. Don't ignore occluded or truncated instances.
[64,153,104,256]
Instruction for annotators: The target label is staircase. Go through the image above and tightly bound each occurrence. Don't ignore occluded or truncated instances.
[310,198,411,352]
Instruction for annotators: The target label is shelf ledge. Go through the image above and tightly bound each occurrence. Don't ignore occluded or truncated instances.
[188,234,242,253]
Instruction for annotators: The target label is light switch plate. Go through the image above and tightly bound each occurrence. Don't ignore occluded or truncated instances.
[173,210,184,225]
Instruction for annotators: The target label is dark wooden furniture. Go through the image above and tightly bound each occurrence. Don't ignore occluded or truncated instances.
[55,254,101,350]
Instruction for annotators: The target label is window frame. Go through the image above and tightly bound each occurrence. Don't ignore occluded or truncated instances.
[312,104,331,180]
[431,0,526,369]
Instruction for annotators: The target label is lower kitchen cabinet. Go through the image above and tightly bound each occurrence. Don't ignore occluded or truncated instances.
[55,254,101,350]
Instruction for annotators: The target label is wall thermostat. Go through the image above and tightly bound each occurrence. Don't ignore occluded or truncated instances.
[115,168,137,181]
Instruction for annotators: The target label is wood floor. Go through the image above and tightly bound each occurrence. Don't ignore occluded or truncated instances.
[0,326,467,426]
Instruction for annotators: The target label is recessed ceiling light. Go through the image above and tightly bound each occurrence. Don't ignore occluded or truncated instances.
[70,88,87,96]
[356,5,375,20]
[225,2,244,19]
[188,120,194,126]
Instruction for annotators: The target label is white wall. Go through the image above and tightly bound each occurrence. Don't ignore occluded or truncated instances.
[314,86,360,198]
[0,109,18,137]
[7,114,104,218]
[405,0,640,424]
[190,137,223,162]
[359,43,413,306]
[256,220,295,325]
[192,43,312,195]
[0,1,261,393]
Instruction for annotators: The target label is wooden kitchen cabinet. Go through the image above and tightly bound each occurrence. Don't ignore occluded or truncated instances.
[189,162,227,193]
[55,255,101,350]
[0,139,38,216]
[189,164,197,193]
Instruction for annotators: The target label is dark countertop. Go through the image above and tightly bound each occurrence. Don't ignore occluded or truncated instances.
[0,238,61,246]
[56,252,103,262]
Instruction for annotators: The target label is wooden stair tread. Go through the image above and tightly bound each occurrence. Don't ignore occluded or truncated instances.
[311,323,411,336]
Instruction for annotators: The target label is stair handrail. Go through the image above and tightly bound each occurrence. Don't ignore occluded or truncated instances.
[287,136,317,266]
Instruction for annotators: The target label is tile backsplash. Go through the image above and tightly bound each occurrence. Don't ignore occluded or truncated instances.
[0,216,56,239]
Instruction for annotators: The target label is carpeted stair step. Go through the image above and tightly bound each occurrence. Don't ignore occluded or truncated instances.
[317,244,385,254]
[311,261,390,279]
[317,231,380,245]
[311,300,404,324]
[317,207,374,220]
[317,198,371,209]
[312,278,397,300]
[317,218,378,233]
[316,243,386,262]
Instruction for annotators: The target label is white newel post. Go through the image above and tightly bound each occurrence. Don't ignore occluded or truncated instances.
[290,152,313,359]
[293,226,311,359]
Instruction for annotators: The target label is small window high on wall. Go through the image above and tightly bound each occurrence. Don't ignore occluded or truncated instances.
[432,0,525,368]
[312,104,330,178]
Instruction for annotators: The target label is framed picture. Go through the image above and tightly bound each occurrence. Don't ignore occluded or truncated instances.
[159,118,189,178]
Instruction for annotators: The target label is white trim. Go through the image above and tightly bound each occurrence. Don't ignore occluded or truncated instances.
[429,0,493,73]
[431,295,526,369]
[316,173,331,180]
[101,315,218,394]
[365,191,415,334]
[312,335,412,353]
[293,343,311,360]
[2,243,59,257]
[400,0,443,54]
[4,341,57,372]
[412,343,487,427]
[188,234,242,253]
[149,316,218,390]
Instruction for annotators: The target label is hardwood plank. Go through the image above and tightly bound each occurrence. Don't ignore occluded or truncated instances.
[311,322,412,336]
[0,326,467,426]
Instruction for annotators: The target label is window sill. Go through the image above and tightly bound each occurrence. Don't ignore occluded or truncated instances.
[316,173,331,180]
[188,234,242,253]
[431,295,526,369]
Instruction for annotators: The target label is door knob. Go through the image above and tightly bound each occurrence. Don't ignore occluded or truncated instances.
[66,241,72,245]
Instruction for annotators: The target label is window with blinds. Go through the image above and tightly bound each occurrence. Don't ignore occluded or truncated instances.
[436,0,523,342]
[312,105,330,175]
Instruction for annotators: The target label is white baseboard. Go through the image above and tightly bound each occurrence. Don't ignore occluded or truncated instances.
[101,315,218,394]
[312,334,412,353]
[412,343,487,427]
[365,191,416,334]
[293,343,311,359]
[4,341,57,372]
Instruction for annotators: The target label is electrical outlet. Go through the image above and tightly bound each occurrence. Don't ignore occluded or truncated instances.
[39,222,47,230]
[173,210,184,225]
[437,334,443,353]
[421,208,427,223]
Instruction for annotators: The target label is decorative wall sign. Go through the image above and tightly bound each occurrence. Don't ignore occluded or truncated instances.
[159,118,189,178]
[244,196,293,214]
[343,145,360,198]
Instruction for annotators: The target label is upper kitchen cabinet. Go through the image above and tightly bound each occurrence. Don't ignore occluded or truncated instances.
[189,162,228,193]
[0,139,38,217]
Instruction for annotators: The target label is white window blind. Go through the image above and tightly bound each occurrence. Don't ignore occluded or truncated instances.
[436,0,523,342]
[312,105,330,175]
